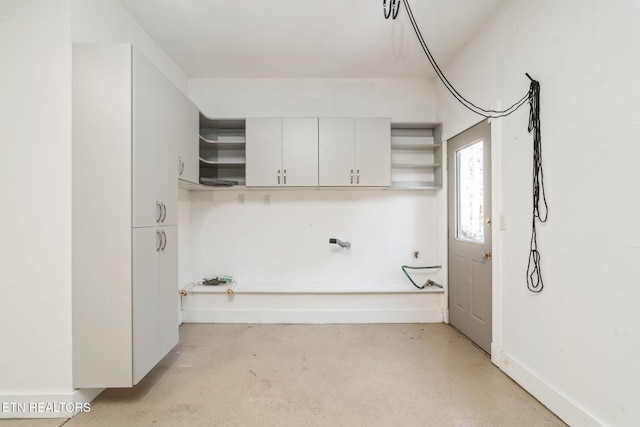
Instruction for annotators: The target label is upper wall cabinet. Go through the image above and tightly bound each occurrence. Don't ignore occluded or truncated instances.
[246,118,318,187]
[177,93,199,184]
[319,118,391,187]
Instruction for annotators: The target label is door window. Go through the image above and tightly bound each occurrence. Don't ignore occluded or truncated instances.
[456,140,484,243]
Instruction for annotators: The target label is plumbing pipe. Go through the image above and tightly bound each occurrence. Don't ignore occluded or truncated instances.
[226,281,238,295]
[329,238,351,249]
[179,282,197,296]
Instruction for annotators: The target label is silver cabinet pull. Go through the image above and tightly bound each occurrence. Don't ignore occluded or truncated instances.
[156,229,162,251]
[357,169,360,185]
[161,202,167,223]
[156,201,162,223]
[277,170,281,185]
[178,157,184,175]
[350,170,354,184]
[284,169,287,185]
[161,229,167,251]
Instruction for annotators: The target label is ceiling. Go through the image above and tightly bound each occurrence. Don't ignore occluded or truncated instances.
[118,0,504,79]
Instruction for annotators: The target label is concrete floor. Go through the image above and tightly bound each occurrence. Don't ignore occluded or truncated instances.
[2,324,566,427]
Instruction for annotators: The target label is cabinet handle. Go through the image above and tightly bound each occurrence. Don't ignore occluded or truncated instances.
[284,170,287,185]
[178,157,184,175]
[156,201,162,223]
[156,229,162,252]
[357,169,360,185]
[161,229,167,251]
[277,170,281,185]
[350,170,354,184]
[158,202,166,223]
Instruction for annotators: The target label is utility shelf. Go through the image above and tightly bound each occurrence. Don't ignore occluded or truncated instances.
[199,116,246,186]
[199,158,246,166]
[390,122,443,190]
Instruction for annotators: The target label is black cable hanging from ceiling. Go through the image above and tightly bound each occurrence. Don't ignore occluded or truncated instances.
[385,0,547,293]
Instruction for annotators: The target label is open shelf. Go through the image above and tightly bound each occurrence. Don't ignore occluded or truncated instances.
[199,116,246,188]
[390,123,443,190]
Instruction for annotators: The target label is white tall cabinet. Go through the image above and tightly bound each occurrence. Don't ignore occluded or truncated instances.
[246,118,319,187]
[72,44,179,388]
[319,118,391,186]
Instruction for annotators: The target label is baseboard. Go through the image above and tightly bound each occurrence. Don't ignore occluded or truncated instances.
[182,308,443,324]
[181,289,445,324]
[495,348,605,427]
[0,388,103,419]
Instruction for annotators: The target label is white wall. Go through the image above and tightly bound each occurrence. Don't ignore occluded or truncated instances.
[185,78,443,293]
[435,1,640,426]
[0,0,189,417]
[189,189,442,290]
[189,78,435,121]
[71,0,188,92]
[0,0,73,402]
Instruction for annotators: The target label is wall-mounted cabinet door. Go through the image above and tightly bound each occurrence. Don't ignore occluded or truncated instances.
[355,118,391,187]
[319,118,390,187]
[246,118,319,187]
[282,118,318,186]
[246,118,282,186]
[319,118,355,186]
[177,93,199,184]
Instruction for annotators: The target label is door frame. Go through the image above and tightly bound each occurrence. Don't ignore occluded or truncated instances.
[443,118,502,363]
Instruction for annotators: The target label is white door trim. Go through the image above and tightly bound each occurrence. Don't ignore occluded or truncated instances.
[488,117,502,364]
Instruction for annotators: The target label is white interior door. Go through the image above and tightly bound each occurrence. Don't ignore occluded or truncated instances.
[448,120,492,354]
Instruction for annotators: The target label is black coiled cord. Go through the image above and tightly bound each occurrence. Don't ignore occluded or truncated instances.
[526,79,547,293]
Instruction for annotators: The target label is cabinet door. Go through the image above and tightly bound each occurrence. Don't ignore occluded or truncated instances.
[157,84,178,226]
[318,118,355,186]
[132,50,178,227]
[133,50,166,227]
[177,93,199,184]
[246,118,282,186]
[159,226,179,358]
[282,118,318,186]
[132,227,161,385]
[355,118,391,187]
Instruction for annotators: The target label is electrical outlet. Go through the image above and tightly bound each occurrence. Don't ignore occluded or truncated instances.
[264,194,271,206]
[238,194,245,205]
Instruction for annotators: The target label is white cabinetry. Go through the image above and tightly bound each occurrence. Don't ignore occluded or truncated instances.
[246,118,318,187]
[72,44,178,388]
[390,123,443,189]
[319,118,391,187]
[177,94,199,184]
[132,226,178,383]
[132,49,178,227]
[200,118,246,186]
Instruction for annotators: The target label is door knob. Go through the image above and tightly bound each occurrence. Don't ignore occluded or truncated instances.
[481,251,492,260]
